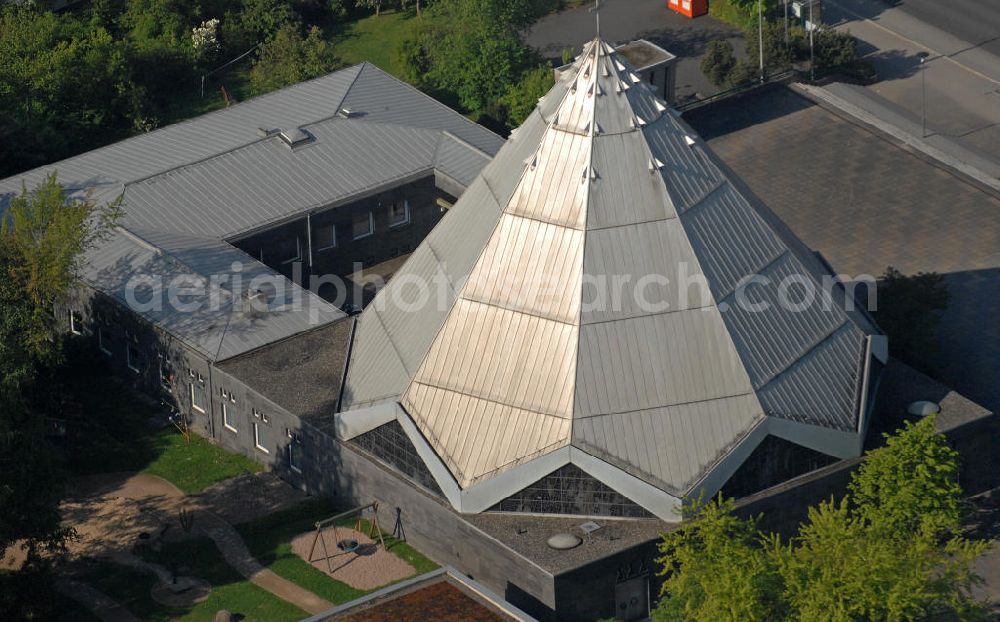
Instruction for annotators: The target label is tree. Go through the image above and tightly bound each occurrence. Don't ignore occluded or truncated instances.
[501,64,553,127]
[0,8,140,176]
[2,173,122,360]
[0,175,119,608]
[848,416,963,536]
[248,24,340,95]
[394,0,542,125]
[223,0,298,52]
[358,0,385,16]
[743,18,792,76]
[652,417,989,621]
[700,40,736,88]
[654,497,785,621]
[872,266,949,371]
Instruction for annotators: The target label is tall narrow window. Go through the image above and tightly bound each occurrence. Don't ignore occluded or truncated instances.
[352,211,374,240]
[98,327,113,356]
[254,421,271,454]
[190,381,206,413]
[69,310,83,335]
[388,199,410,228]
[222,402,237,432]
[289,440,302,473]
[315,223,336,250]
[276,236,301,264]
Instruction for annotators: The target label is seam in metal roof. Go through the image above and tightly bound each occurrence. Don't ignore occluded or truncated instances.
[342,39,880,507]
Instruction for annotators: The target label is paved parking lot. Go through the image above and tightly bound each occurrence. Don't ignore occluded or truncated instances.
[685,85,1000,413]
[526,0,744,102]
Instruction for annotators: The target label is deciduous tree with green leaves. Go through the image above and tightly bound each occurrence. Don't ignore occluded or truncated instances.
[653,416,989,621]
[0,174,120,618]
[248,24,340,95]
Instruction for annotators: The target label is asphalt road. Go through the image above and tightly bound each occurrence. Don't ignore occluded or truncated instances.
[823,0,1000,166]
[890,0,1000,57]
[526,0,744,102]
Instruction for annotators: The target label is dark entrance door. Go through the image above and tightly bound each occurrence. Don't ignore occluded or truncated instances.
[614,574,649,621]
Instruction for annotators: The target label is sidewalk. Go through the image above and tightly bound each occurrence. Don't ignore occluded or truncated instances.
[821,0,1000,165]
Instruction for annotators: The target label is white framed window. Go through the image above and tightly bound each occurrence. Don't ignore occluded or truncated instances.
[314,223,336,250]
[277,236,302,265]
[352,211,374,240]
[190,381,206,413]
[69,310,83,335]
[127,344,141,373]
[388,199,410,228]
[288,440,302,473]
[98,327,113,356]
[253,421,270,454]
[222,401,237,433]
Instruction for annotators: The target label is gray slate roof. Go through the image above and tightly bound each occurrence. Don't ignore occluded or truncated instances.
[342,39,880,496]
[0,63,502,362]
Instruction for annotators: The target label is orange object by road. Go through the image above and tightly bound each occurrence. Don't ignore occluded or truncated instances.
[667,0,708,18]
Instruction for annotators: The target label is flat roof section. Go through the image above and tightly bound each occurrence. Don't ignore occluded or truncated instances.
[217,318,354,424]
[615,39,676,70]
[306,568,536,621]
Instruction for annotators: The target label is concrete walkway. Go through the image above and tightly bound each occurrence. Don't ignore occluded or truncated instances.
[823,0,1000,165]
[55,578,140,622]
[199,510,334,615]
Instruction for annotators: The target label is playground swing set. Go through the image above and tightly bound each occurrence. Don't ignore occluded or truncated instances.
[306,502,388,573]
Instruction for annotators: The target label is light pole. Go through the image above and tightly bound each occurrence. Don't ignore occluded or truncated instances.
[917,51,929,138]
[758,0,765,82]
[809,0,815,81]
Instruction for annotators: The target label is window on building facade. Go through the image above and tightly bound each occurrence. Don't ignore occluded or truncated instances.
[388,199,410,227]
[288,440,302,473]
[222,401,237,432]
[314,223,336,250]
[276,236,301,264]
[69,310,83,335]
[254,421,271,453]
[352,211,374,239]
[127,344,141,373]
[190,381,206,413]
[98,327,113,356]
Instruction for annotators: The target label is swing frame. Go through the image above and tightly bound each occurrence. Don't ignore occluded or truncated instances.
[306,501,387,573]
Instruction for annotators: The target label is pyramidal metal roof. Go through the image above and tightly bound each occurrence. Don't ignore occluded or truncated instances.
[340,39,883,517]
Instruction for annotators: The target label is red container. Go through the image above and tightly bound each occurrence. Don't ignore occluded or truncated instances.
[667,0,708,18]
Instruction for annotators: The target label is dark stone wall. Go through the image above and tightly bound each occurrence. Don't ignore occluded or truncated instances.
[553,540,663,622]
[231,176,453,289]
[57,286,215,437]
[301,424,559,613]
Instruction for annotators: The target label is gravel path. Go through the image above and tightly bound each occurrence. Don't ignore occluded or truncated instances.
[57,471,333,615]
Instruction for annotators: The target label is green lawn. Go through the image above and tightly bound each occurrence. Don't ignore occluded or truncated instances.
[60,342,261,493]
[87,538,307,622]
[236,499,438,605]
[328,11,415,80]
[142,429,262,494]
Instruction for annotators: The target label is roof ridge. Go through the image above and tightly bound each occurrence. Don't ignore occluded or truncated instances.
[351,62,505,143]
[1,65,367,188]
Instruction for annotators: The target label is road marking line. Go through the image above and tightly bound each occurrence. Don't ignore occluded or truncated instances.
[824,0,1000,85]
